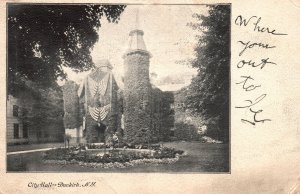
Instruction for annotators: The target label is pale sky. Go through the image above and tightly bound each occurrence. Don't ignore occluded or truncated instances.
[64,5,208,89]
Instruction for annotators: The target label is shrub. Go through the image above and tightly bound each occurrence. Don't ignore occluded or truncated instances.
[174,122,201,141]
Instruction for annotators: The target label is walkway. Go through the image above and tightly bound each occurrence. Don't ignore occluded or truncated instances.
[7,147,56,156]
[7,142,64,153]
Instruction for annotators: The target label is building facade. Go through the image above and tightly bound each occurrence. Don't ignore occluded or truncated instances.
[7,95,29,144]
[7,81,65,145]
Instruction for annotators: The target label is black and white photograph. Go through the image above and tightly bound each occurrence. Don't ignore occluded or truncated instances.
[6,4,230,172]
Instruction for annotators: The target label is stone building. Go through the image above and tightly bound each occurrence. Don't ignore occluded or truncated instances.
[62,27,175,145]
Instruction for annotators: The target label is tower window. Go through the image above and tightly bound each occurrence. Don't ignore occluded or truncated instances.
[13,105,19,117]
[23,123,28,138]
[13,123,19,139]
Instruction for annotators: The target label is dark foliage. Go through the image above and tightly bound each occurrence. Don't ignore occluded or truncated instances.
[8,4,126,89]
[7,5,126,143]
[174,122,201,141]
[160,92,175,140]
[150,89,175,142]
[186,5,230,142]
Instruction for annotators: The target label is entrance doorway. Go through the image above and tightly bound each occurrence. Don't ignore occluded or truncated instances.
[97,123,106,143]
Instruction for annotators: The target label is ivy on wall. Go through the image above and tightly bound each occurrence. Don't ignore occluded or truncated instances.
[123,53,151,144]
[123,52,175,145]
[149,88,175,142]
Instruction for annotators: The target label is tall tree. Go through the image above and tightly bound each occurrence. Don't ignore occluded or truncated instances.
[186,5,230,142]
[8,4,126,91]
[7,5,126,141]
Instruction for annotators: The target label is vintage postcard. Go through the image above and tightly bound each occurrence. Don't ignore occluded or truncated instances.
[0,0,299,194]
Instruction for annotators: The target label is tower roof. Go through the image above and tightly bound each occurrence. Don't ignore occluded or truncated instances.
[127,29,148,52]
[123,9,152,58]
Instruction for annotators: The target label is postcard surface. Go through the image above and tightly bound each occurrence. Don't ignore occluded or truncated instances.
[0,0,299,193]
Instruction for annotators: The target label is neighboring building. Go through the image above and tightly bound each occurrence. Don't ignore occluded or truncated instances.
[7,80,65,145]
[155,73,195,92]
[7,95,29,144]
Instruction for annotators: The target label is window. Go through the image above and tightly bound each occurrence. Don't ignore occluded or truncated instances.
[23,123,28,138]
[13,105,19,117]
[44,132,49,138]
[14,124,19,139]
[170,130,175,137]
[22,108,28,117]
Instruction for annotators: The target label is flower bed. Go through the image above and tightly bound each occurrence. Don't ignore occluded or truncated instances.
[85,142,161,150]
[43,146,184,168]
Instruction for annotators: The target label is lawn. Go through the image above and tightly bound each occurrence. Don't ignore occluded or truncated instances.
[7,141,229,172]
